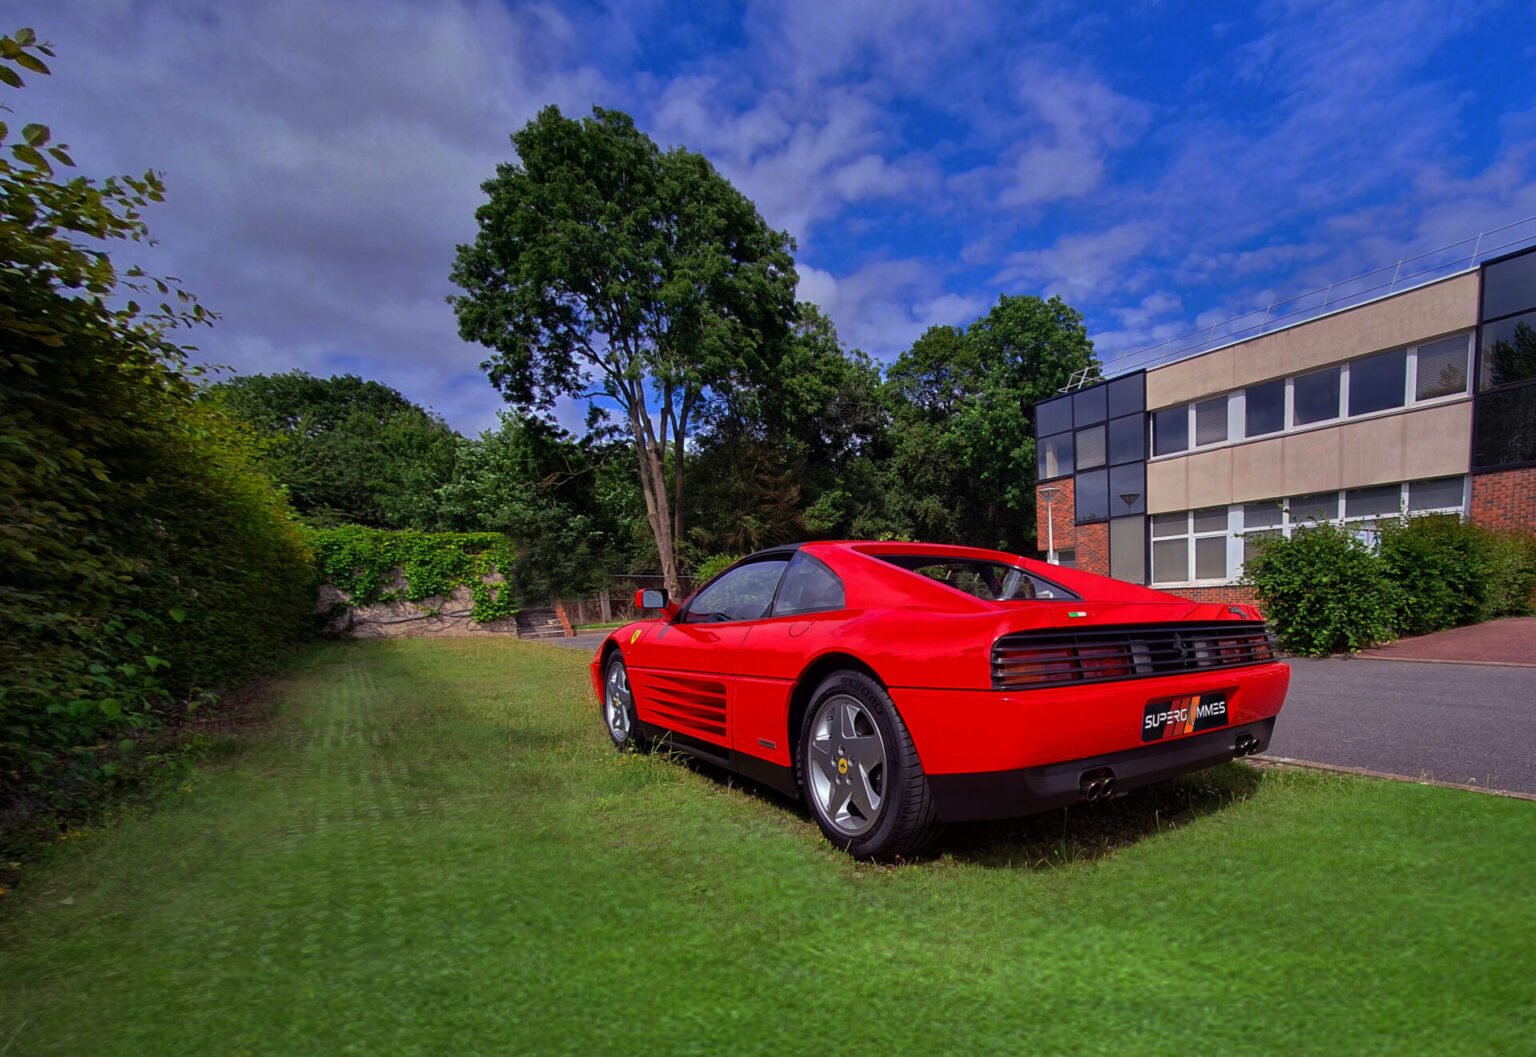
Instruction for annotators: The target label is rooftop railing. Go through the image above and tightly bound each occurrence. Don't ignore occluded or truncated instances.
[1100,214,1536,381]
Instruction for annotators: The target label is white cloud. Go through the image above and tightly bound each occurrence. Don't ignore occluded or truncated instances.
[997,61,1149,208]
[14,0,613,433]
[794,259,987,358]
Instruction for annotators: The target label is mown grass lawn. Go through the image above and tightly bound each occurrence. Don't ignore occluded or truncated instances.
[1,639,1532,1056]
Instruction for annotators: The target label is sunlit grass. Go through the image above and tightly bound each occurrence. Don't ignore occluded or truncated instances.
[1,639,1531,1056]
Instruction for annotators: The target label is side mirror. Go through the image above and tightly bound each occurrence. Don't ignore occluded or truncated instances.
[634,587,679,622]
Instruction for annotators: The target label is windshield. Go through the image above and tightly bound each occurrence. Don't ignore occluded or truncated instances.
[878,556,1078,601]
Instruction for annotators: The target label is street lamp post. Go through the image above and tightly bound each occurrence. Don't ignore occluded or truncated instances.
[1039,485,1061,564]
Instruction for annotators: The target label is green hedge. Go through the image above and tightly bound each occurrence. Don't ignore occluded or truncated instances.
[309,527,518,623]
[1243,517,1536,656]
[1,33,316,839]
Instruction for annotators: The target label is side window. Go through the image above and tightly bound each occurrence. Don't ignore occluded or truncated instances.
[773,554,846,616]
[682,560,789,623]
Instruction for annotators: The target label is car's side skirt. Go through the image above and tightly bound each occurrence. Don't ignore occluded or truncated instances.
[635,721,800,800]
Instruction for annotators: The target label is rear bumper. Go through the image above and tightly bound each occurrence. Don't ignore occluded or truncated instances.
[926,717,1275,821]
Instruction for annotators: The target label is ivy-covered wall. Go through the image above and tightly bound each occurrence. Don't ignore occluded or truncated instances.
[308,527,520,630]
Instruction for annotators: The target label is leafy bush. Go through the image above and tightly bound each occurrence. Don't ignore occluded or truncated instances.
[1241,525,1401,655]
[1245,516,1536,655]
[1481,531,1536,620]
[1378,516,1500,634]
[0,30,315,836]
[309,527,518,623]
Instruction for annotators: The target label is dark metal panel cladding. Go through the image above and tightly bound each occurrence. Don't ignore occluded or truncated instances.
[991,622,1276,690]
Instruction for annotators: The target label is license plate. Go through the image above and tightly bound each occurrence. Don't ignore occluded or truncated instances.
[1142,692,1228,742]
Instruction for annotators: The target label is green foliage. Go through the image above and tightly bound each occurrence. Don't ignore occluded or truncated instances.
[1245,518,1536,655]
[0,29,313,828]
[309,527,518,623]
[206,371,460,529]
[881,294,1098,551]
[436,414,639,599]
[450,105,799,594]
[1241,525,1401,655]
[1378,516,1536,633]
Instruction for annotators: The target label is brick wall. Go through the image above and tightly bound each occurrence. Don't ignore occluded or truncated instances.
[1152,584,1260,605]
[1076,522,1110,576]
[1470,467,1536,535]
[1035,478,1076,556]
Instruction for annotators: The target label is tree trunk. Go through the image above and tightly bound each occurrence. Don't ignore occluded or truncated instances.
[630,426,682,600]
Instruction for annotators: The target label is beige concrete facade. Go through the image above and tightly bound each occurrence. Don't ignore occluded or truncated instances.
[1145,272,1479,411]
[1145,400,1474,513]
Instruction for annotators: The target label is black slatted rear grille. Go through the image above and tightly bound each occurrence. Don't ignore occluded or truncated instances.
[991,622,1276,691]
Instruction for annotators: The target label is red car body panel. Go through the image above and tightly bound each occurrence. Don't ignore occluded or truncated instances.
[590,540,1291,822]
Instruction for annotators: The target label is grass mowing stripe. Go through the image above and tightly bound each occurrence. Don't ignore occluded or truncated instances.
[0,639,1531,1056]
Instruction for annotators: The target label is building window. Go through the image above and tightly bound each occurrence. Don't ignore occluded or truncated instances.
[1475,250,1536,470]
[1293,367,1341,425]
[1107,414,1144,464]
[1152,406,1188,455]
[1036,394,1073,437]
[1075,424,1107,470]
[1245,379,1285,437]
[1150,507,1230,584]
[1479,311,1536,390]
[1038,432,1073,480]
[1075,468,1109,523]
[1348,348,1407,417]
[1109,462,1146,516]
[1473,385,1536,467]
[1414,336,1470,401]
[1481,250,1536,321]
[1073,384,1107,425]
[1406,476,1465,513]
[1240,502,1284,569]
[1288,491,1340,526]
[1193,396,1228,446]
[1055,549,1076,568]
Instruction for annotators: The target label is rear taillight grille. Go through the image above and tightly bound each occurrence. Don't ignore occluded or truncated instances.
[991,622,1276,690]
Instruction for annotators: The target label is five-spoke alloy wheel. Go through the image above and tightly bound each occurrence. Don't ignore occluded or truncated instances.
[798,670,940,859]
[603,655,642,750]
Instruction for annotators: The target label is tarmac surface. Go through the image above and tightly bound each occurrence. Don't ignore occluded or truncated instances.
[1266,656,1536,794]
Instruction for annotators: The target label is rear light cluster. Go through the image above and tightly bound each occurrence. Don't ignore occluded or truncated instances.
[991,622,1276,691]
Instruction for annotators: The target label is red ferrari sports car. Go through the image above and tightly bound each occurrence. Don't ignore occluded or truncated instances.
[590,540,1290,859]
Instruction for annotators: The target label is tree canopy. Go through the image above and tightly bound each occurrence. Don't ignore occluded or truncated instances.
[450,105,799,596]
[207,371,460,529]
[883,295,1098,550]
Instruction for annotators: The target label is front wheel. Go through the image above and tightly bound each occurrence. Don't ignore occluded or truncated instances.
[797,670,941,859]
[602,655,643,751]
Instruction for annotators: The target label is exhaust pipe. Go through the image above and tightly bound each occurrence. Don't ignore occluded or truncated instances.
[1235,733,1260,756]
[1079,768,1117,801]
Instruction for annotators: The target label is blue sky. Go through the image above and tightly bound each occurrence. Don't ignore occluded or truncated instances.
[14,0,1536,432]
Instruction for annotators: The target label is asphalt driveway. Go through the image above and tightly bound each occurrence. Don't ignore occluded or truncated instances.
[1267,657,1536,794]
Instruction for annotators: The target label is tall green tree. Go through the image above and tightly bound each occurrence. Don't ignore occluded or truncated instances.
[207,371,460,529]
[884,294,1097,551]
[449,106,798,596]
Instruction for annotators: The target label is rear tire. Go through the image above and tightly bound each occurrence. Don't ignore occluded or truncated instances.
[797,670,941,860]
